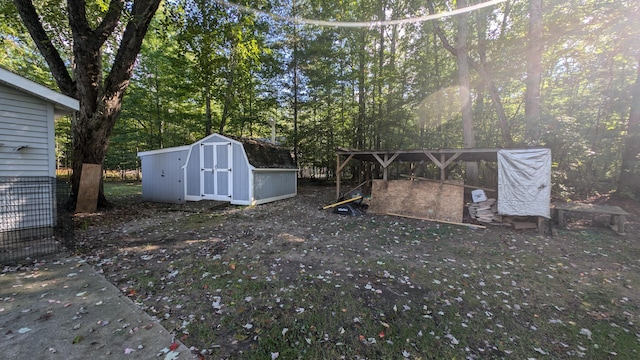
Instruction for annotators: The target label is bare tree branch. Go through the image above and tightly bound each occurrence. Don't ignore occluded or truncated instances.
[94,0,125,45]
[104,0,161,97]
[12,0,76,96]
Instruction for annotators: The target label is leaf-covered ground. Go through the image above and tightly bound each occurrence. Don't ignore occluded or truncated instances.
[75,184,640,359]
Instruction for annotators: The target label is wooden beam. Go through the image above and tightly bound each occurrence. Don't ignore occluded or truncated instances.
[323,196,363,209]
[372,152,400,168]
[423,151,443,168]
[387,212,486,229]
[399,174,497,192]
[336,153,355,199]
[442,151,462,168]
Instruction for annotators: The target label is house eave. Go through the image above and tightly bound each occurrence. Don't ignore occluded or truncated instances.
[0,67,79,114]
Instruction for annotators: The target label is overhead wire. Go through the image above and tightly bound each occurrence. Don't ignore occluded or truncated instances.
[213,0,508,28]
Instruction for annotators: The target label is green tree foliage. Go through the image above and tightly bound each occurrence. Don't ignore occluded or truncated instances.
[2,0,638,199]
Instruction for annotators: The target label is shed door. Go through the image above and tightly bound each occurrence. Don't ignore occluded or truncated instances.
[200,142,232,200]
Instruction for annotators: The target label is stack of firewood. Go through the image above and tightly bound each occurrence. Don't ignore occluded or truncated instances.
[468,198,501,223]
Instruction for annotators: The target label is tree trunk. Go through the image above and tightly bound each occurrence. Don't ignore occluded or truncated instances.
[525,0,543,144]
[616,57,640,199]
[428,0,513,148]
[204,85,212,135]
[456,0,478,184]
[219,54,237,134]
[14,0,162,208]
[357,29,367,150]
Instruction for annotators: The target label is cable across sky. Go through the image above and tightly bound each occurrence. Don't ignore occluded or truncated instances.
[215,0,508,28]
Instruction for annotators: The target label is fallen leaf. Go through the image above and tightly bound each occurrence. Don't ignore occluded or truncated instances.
[164,351,180,360]
[579,328,592,340]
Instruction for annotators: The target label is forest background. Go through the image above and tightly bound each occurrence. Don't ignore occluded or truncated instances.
[1,0,639,200]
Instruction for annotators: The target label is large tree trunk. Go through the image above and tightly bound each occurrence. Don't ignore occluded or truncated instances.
[525,0,543,144]
[204,86,213,135]
[456,0,478,184]
[219,58,236,134]
[616,57,640,199]
[14,0,162,208]
[429,0,513,148]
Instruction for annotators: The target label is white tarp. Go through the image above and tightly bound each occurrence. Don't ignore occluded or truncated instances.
[497,149,551,218]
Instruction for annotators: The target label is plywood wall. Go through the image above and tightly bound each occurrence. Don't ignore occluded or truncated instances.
[368,179,463,222]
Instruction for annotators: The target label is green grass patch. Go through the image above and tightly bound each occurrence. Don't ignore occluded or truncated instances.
[104,181,141,198]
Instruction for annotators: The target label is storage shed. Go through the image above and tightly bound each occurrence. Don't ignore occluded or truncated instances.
[138,133,298,205]
[0,67,79,239]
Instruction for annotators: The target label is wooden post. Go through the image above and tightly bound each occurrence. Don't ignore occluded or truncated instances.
[537,217,550,235]
[611,214,626,234]
[336,154,341,199]
[440,154,446,181]
[557,209,565,228]
[383,154,388,181]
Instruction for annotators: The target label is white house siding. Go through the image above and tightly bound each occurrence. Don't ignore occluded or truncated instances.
[0,84,55,177]
[0,178,56,232]
[0,84,56,232]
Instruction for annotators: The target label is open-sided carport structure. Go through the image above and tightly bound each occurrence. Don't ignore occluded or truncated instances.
[335,147,553,222]
[335,148,500,197]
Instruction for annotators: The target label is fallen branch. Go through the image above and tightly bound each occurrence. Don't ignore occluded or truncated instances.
[387,212,486,229]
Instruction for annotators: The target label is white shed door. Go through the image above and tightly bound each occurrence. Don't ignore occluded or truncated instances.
[200,142,232,200]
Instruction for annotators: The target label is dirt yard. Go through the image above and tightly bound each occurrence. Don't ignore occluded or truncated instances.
[71,184,640,359]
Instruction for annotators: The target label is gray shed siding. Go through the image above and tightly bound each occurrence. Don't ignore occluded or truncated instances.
[140,148,188,204]
[253,170,297,202]
[139,133,297,205]
[0,84,55,178]
[185,146,200,198]
[231,141,250,203]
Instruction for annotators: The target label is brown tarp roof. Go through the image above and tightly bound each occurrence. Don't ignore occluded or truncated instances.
[240,138,297,169]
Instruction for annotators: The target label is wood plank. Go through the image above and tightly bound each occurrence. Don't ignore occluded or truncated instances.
[75,163,101,213]
[387,212,486,229]
[399,174,497,192]
[369,179,463,222]
[554,203,628,215]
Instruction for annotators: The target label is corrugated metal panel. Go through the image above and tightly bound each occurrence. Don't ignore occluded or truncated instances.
[252,170,297,203]
[0,84,53,178]
[140,149,188,204]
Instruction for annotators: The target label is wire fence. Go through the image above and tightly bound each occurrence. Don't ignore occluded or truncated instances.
[0,177,75,264]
